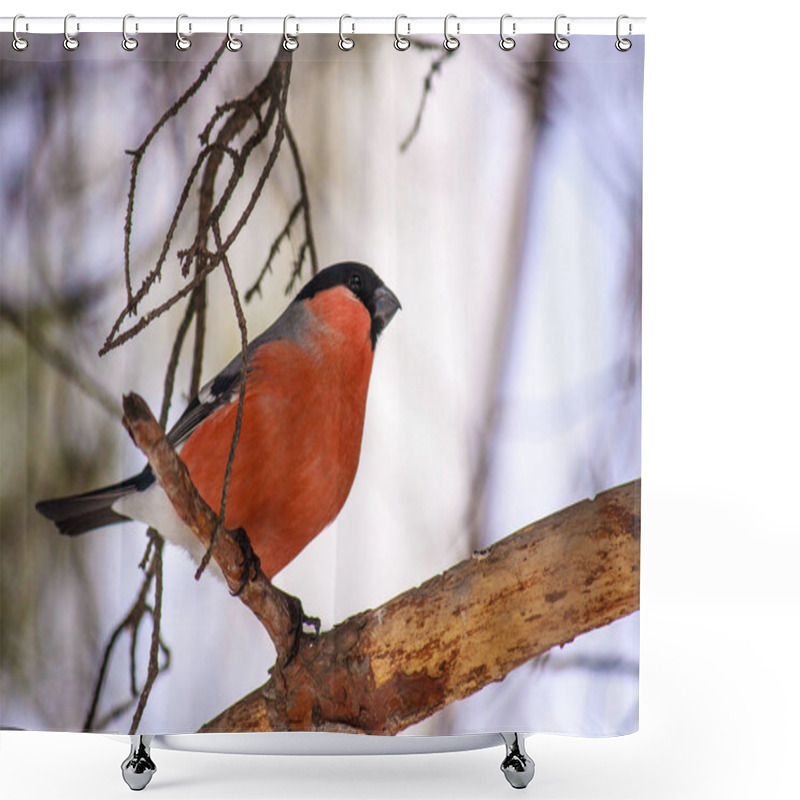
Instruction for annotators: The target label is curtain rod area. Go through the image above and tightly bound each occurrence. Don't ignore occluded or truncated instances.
[1,16,646,36]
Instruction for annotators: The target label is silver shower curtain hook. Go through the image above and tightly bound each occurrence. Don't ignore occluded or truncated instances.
[283,15,299,51]
[122,14,138,51]
[175,14,192,51]
[12,14,29,51]
[339,14,355,50]
[554,14,570,51]
[443,14,460,51]
[63,13,79,51]
[616,14,632,51]
[227,15,243,51]
[394,15,410,51]
[499,14,516,51]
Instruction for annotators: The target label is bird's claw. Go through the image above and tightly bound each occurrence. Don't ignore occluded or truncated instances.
[303,612,321,638]
[281,590,320,666]
[229,526,261,596]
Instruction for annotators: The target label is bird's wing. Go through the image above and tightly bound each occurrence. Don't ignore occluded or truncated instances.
[166,301,308,449]
[167,357,242,449]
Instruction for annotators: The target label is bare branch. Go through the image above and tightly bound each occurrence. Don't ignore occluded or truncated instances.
[124,41,228,305]
[99,256,219,354]
[158,299,196,428]
[285,123,319,275]
[200,99,263,147]
[244,198,303,303]
[117,142,239,348]
[200,480,640,734]
[188,282,207,399]
[400,49,456,153]
[102,49,293,358]
[129,533,166,734]
[245,122,319,303]
[284,240,310,296]
[82,533,169,732]
[194,222,249,581]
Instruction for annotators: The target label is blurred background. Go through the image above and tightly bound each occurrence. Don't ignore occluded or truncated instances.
[0,33,642,736]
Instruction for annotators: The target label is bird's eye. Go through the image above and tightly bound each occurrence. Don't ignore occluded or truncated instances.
[348,273,362,292]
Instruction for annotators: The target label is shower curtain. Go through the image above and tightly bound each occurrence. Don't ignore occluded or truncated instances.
[0,29,643,739]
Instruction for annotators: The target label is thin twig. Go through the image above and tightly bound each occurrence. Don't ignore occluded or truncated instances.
[179,64,286,279]
[82,533,170,732]
[83,545,157,731]
[200,98,264,146]
[285,240,309,295]
[194,63,292,270]
[99,257,220,355]
[129,534,166,734]
[285,123,319,275]
[189,281,207,399]
[195,222,249,582]
[138,532,155,571]
[159,299,196,428]
[244,198,303,303]
[188,86,276,397]
[185,57,290,395]
[123,41,228,305]
[400,49,456,153]
[212,226,248,527]
[105,142,241,354]
[94,698,138,732]
[103,53,293,358]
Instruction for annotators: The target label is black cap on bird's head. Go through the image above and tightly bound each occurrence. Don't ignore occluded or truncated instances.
[295,262,401,348]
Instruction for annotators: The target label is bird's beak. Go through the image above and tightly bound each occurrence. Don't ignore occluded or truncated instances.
[373,285,402,330]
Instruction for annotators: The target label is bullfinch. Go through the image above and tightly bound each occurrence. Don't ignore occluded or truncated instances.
[36,262,401,582]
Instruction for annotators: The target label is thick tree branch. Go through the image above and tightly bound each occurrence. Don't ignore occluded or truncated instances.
[201,480,640,734]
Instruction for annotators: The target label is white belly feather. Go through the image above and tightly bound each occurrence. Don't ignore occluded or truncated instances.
[113,484,226,582]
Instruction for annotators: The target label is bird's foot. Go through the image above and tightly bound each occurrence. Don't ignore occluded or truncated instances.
[277,588,321,666]
[229,527,262,596]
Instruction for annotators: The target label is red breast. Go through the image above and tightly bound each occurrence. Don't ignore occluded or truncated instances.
[178,285,375,578]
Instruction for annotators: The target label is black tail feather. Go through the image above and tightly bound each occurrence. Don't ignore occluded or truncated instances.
[36,467,155,536]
